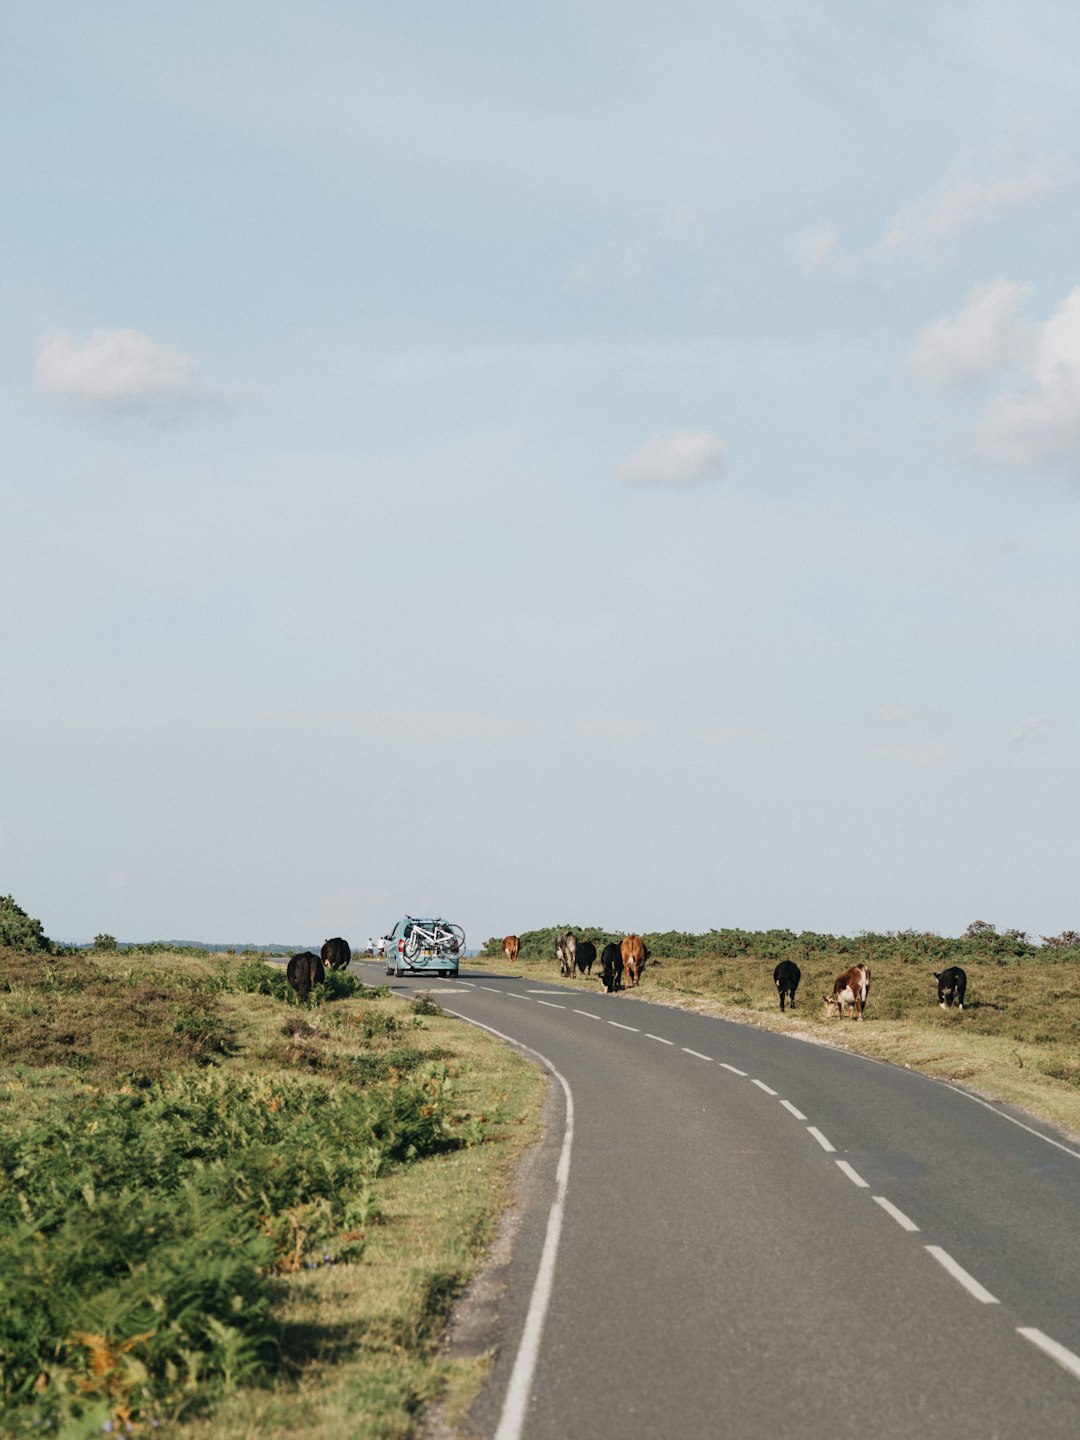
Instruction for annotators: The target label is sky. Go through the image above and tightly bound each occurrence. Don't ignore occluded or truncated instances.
[4,2,1080,947]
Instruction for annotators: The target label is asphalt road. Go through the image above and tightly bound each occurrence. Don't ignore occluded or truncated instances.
[354,960,1080,1439]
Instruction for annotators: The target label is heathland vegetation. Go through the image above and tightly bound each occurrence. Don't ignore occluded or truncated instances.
[480,921,1080,1133]
[0,936,541,1439]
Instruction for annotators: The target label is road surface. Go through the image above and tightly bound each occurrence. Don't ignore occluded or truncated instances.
[355,961,1080,1439]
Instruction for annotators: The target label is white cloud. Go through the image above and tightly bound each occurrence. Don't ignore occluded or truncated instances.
[975,286,1080,464]
[793,165,1056,280]
[879,168,1055,255]
[1009,716,1043,743]
[36,327,224,419]
[620,430,726,487]
[907,279,1032,384]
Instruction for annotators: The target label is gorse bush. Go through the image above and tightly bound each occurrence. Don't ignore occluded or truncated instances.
[0,1066,459,1432]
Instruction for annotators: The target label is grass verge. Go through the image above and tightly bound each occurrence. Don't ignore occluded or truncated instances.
[0,950,543,1439]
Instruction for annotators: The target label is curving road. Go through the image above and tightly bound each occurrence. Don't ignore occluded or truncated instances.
[356,961,1080,1439]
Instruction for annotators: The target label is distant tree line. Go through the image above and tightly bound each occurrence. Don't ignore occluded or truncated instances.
[483,921,1080,966]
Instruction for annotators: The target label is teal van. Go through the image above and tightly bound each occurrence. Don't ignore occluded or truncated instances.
[383,917,465,978]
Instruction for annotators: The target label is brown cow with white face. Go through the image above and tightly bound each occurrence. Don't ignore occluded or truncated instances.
[823,963,870,1020]
[503,935,520,964]
[621,934,648,988]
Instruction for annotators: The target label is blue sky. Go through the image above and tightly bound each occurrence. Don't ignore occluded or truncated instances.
[4,2,1080,946]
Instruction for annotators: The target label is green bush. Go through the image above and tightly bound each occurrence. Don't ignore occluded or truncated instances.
[0,897,52,953]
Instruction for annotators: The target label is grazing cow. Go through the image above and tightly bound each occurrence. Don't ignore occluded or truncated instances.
[503,935,521,964]
[556,930,577,978]
[621,934,648,988]
[575,938,597,976]
[773,959,801,1012]
[823,963,871,1020]
[934,966,967,1009]
[599,942,624,994]
[287,951,325,1001]
[321,936,351,971]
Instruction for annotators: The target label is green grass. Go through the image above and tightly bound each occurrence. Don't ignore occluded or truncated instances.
[0,950,543,1439]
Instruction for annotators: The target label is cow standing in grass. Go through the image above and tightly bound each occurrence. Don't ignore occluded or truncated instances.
[556,930,577,978]
[934,966,967,1009]
[773,960,801,1012]
[321,937,351,971]
[823,963,870,1020]
[621,934,648,987]
[599,942,623,994]
[287,951,325,1001]
[575,938,597,976]
[503,935,520,964]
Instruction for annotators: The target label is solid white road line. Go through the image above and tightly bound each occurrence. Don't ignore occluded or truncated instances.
[807,1126,836,1153]
[780,1100,807,1120]
[872,1195,920,1232]
[574,1009,601,1020]
[442,1010,575,1440]
[925,1246,1000,1304]
[1017,1328,1080,1382]
[682,1048,714,1062]
[537,1001,565,1009]
[943,1084,1080,1163]
[608,1021,639,1032]
[751,1079,778,1095]
[719,1063,748,1076]
[646,1033,674,1045]
[835,1159,869,1188]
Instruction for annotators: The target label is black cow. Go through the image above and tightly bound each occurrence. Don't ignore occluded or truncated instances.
[773,960,801,1011]
[287,951,325,1001]
[934,966,966,1009]
[321,936,351,971]
[575,939,597,976]
[599,942,623,994]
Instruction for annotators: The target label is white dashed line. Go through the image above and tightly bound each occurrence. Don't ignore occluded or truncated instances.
[807,1127,836,1153]
[574,1009,601,1020]
[925,1247,999,1304]
[872,1196,920,1232]
[526,990,567,995]
[719,1063,748,1076]
[506,992,530,1000]
[480,986,501,993]
[835,1159,869,1188]
[682,1048,713,1062]
[646,1034,674,1045]
[537,1001,565,1009]
[751,1079,778,1096]
[1017,1328,1080,1382]
[608,1021,640,1032]
[780,1100,807,1120]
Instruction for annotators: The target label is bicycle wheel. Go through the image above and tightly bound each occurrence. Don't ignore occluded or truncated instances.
[403,931,422,961]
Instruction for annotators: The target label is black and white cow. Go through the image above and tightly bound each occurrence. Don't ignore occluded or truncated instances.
[933,966,967,1009]
[773,959,801,1012]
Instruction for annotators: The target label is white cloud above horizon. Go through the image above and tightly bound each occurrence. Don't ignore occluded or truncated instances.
[620,430,726,487]
[907,279,1032,385]
[35,327,225,420]
[975,286,1080,464]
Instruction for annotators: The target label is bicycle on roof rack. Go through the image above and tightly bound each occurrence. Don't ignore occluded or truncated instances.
[384,916,465,978]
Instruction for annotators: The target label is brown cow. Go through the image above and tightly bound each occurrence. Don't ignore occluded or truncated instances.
[823,963,870,1020]
[321,936,351,971]
[287,951,325,1001]
[503,935,520,964]
[621,934,648,988]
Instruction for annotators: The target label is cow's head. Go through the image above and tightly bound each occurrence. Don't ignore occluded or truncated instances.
[822,994,841,1017]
